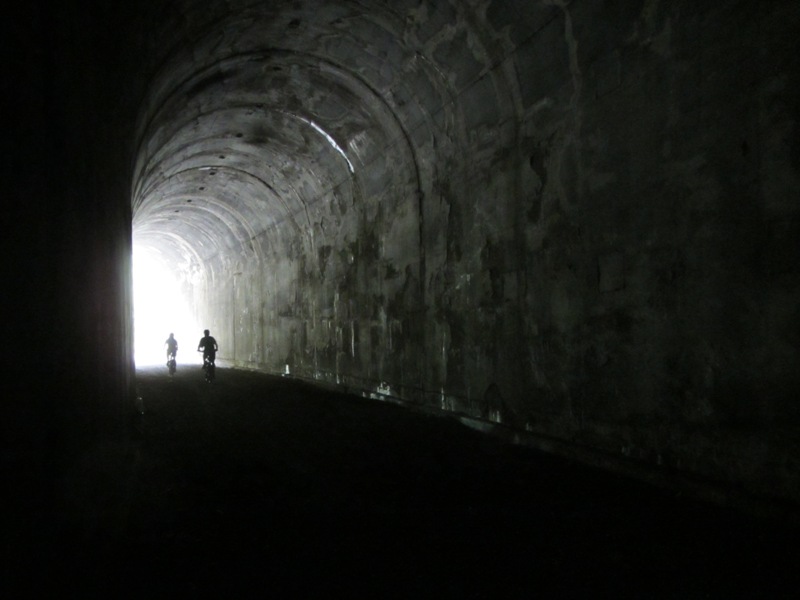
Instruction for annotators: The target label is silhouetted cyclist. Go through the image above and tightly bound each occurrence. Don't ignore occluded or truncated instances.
[197,329,218,366]
[165,333,178,363]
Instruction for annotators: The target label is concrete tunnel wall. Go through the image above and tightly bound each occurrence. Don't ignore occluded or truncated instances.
[129,0,800,509]
[5,0,798,521]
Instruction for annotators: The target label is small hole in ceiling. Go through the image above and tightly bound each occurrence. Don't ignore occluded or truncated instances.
[199,186,205,190]
[186,199,192,203]
[236,133,243,138]
[209,171,217,176]
[288,19,301,29]
[219,155,226,159]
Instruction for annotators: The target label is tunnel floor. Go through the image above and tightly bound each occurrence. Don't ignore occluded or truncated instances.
[10,366,800,598]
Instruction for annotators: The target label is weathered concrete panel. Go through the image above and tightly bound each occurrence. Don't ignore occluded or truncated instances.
[129,0,800,511]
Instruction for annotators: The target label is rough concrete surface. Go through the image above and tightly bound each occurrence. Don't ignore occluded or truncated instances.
[2,0,799,560]
[128,1,800,507]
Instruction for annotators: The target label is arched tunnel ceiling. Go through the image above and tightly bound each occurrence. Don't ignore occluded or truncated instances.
[131,0,527,268]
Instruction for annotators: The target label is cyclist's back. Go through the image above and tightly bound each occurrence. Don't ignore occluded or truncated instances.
[197,329,218,361]
[165,333,178,358]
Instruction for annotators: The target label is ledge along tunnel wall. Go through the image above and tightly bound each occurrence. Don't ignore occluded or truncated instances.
[131,0,800,510]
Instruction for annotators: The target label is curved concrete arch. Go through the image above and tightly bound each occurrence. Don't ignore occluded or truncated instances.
[134,51,420,180]
[130,3,498,399]
[133,53,419,203]
[10,0,800,530]
[133,104,347,211]
[137,169,269,259]
[136,145,332,229]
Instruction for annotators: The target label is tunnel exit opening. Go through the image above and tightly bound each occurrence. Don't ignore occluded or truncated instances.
[132,244,202,367]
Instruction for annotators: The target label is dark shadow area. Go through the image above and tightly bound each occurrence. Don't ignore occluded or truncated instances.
[5,367,800,598]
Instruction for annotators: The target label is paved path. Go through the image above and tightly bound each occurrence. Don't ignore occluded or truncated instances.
[11,366,800,597]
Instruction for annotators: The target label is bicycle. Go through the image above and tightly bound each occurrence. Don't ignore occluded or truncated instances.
[201,353,215,383]
[167,353,177,377]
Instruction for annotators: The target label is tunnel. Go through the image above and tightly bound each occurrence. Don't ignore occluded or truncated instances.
[4,0,800,593]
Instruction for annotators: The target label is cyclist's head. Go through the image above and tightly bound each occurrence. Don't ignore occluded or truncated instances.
[204,329,210,336]
[168,333,174,338]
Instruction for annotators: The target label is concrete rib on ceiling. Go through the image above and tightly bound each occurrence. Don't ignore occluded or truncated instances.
[131,1,434,273]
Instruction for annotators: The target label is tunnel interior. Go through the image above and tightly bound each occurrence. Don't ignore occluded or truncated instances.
[4,0,795,524]
[131,4,431,382]
[126,0,800,510]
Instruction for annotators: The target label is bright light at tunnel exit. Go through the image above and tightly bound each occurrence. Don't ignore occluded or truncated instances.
[132,247,202,367]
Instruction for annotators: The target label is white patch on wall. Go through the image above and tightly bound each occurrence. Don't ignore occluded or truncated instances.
[297,116,355,173]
